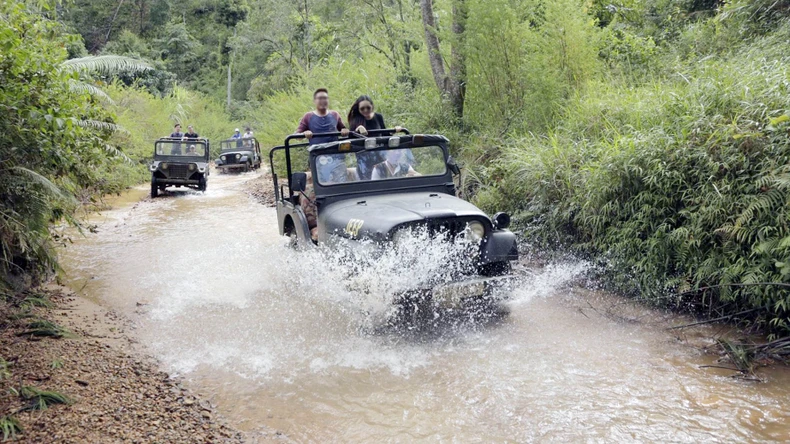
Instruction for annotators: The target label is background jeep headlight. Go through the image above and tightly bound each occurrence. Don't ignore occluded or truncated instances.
[160,162,168,170]
[467,221,486,240]
[235,154,241,160]
[189,163,196,171]
[221,155,226,161]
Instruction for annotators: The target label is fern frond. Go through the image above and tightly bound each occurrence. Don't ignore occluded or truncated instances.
[73,119,128,134]
[10,167,74,203]
[68,79,114,104]
[61,55,152,76]
[103,144,132,164]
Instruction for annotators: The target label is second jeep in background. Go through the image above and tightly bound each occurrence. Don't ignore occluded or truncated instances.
[215,137,262,173]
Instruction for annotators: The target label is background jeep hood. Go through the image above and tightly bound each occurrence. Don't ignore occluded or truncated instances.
[319,192,488,240]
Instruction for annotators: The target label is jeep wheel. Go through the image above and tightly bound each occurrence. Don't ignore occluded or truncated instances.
[198,177,207,192]
[150,179,158,198]
[244,162,250,173]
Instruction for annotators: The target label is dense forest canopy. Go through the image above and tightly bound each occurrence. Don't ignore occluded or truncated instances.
[2,0,790,335]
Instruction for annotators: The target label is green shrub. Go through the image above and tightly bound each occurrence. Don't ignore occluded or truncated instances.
[481,32,790,335]
[0,1,130,288]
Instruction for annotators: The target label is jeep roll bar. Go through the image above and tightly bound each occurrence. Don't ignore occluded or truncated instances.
[275,128,410,201]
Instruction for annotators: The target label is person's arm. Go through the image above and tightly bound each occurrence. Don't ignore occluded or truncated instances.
[296,113,311,133]
[334,111,347,130]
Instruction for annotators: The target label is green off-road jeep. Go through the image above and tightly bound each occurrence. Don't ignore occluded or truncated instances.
[269,130,519,314]
[215,137,262,173]
[150,138,210,197]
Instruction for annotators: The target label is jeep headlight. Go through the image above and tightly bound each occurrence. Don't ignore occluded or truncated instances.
[160,162,168,170]
[467,221,486,241]
[235,154,241,160]
[189,163,196,171]
[221,155,226,161]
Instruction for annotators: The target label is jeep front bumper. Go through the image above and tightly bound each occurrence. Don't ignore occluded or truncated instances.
[399,275,517,309]
[153,178,201,185]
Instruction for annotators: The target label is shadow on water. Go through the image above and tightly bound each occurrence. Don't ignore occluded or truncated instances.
[366,300,512,343]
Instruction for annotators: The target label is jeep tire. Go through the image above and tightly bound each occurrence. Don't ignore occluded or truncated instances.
[198,176,207,192]
[150,178,158,198]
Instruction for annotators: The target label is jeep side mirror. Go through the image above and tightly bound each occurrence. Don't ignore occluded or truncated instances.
[291,172,307,193]
[447,156,461,175]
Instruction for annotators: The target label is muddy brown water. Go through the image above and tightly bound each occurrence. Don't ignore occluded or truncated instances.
[61,172,790,442]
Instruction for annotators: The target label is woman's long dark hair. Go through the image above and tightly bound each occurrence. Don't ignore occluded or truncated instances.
[347,95,374,131]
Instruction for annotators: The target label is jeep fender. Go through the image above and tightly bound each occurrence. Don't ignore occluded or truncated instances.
[278,202,313,247]
[480,230,519,265]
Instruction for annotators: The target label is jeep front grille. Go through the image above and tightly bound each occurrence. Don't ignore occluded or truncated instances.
[168,164,189,179]
[427,219,467,239]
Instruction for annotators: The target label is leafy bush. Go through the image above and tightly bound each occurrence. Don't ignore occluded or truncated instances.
[0,1,130,288]
[479,30,790,334]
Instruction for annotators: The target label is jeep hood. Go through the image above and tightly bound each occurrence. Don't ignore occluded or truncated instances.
[318,192,488,241]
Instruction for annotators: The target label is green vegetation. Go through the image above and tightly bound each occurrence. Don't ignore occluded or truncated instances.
[0,416,22,441]
[2,0,789,336]
[16,320,71,339]
[18,386,72,411]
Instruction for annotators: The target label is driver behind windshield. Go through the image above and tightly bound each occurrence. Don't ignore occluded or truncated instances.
[371,149,418,180]
[186,145,198,156]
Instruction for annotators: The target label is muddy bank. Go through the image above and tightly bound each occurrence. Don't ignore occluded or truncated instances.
[241,171,276,207]
[0,286,246,443]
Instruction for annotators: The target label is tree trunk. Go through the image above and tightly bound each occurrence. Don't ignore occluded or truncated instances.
[418,0,466,119]
[449,0,467,119]
[419,0,448,95]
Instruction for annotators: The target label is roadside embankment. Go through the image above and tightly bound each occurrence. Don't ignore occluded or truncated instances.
[0,286,244,442]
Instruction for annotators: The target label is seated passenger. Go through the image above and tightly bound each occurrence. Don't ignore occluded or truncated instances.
[316,155,349,184]
[371,150,419,180]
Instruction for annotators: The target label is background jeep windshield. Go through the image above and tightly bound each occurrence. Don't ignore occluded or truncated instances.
[220,138,256,152]
[315,145,447,185]
[156,141,206,157]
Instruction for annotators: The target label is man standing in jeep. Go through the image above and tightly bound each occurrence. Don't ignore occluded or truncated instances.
[296,88,350,183]
[184,125,199,141]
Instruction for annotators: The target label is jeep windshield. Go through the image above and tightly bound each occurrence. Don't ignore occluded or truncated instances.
[220,138,256,152]
[155,140,207,158]
[314,145,447,186]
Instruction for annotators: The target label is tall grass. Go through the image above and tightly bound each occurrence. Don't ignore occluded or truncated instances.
[105,83,243,161]
[478,26,790,335]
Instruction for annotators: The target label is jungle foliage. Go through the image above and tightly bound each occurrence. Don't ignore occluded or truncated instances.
[0,1,133,288]
[4,0,790,335]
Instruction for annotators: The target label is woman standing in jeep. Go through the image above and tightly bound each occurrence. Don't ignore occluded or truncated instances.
[347,95,403,180]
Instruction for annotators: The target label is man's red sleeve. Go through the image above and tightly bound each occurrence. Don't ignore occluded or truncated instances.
[334,111,346,130]
[296,113,310,133]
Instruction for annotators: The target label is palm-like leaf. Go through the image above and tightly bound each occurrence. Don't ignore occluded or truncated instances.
[103,144,132,164]
[10,167,74,204]
[68,79,114,104]
[73,118,128,134]
[61,55,152,76]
